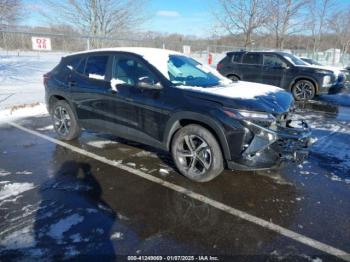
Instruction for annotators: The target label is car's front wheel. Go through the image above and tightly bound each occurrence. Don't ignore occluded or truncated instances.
[171,124,224,182]
[292,79,316,101]
[51,100,81,140]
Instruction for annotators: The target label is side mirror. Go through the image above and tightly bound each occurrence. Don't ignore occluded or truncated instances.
[137,77,163,90]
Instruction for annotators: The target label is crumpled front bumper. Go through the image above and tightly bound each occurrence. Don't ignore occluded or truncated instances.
[227,117,313,171]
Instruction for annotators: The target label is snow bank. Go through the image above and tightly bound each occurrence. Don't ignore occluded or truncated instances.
[0,103,48,123]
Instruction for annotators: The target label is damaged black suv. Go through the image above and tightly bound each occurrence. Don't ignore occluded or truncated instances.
[45,47,311,182]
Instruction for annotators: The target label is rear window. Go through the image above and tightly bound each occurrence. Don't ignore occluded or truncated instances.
[85,55,109,80]
[60,55,86,74]
[242,53,261,65]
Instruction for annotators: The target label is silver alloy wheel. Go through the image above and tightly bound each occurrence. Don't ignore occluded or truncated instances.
[293,80,314,100]
[53,105,71,136]
[176,135,212,176]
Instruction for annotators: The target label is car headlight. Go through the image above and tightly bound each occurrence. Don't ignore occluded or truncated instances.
[322,75,332,86]
[223,108,276,122]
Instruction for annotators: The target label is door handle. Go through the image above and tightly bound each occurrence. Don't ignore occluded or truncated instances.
[125,97,133,102]
[68,81,76,88]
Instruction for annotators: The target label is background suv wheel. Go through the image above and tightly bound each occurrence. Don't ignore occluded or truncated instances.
[51,100,81,140]
[171,124,224,182]
[292,79,316,101]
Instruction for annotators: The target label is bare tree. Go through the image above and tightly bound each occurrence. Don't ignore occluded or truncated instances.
[39,0,148,46]
[328,9,350,60]
[306,0,335,54]
[0,0,22,25]
[266,0,308,49]
[214,0,270,48]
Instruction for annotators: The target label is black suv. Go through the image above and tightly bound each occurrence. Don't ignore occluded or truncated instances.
[217,51,346,101]
[45,48,311,182]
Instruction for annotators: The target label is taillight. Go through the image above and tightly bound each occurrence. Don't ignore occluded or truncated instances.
[43,73,51,86]
[217,63,223,70]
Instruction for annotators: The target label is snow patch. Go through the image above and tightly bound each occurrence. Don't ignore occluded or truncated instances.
[48,214,84,240]
[0,103,47,122]
[176,81,284,100]
[110,232,124,240]
[36,125,53,131]
[159,168,169,176]
[0,169,11,177]
[86,140,118,148]
[0,225,36,250]
[0,182,35,201]
[15,170,33,175]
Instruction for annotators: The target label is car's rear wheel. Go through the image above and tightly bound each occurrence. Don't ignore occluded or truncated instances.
[227,75,239,81]
[292,79,316,101]
[51,100,80,140]
[171,124,224,182]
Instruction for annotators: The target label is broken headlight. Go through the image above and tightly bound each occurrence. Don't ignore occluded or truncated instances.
[223,108,276,123]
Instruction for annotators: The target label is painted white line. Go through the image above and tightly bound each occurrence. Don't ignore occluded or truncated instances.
[8,121,350,261]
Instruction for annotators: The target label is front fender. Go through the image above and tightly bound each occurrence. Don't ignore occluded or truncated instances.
[163,111,231,161]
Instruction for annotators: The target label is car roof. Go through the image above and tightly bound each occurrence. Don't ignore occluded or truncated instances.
[66,47,182,58]
[65,47,186,81]
[227,50,290,56]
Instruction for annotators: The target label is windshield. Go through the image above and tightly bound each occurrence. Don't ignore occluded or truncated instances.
[282,53,308,66]
[167,55,221,87]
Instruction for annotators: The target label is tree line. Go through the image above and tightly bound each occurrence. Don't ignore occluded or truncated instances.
[0,0,349,54]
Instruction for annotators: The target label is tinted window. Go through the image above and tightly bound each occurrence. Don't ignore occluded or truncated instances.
[242,53,261,65]
[85,55,108,80]
[75,57,86,74]
[263,54,287,67]
[113,56,158,86]
[231,53,242,63]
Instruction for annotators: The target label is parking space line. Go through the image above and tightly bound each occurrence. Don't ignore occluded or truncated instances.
[8,121,350,261]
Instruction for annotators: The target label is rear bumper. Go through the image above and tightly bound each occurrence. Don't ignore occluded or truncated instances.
[227,118,312,171]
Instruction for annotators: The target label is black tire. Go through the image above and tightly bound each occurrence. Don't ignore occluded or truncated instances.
[51,100,81,140]
[227,75,239,81]
[292,79,316,101]
[171,124,224,182]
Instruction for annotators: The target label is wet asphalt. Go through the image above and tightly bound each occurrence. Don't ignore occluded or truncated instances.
[0,100,349,261]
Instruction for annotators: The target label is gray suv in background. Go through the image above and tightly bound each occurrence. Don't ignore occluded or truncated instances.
[217,51,346,101]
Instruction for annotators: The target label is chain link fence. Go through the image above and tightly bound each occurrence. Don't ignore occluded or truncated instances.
[1,29,350,66]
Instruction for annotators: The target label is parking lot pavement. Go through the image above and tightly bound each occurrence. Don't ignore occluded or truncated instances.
[0,106,349,261]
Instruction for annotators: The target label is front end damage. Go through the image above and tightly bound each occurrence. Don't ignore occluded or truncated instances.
[228,111,313,170]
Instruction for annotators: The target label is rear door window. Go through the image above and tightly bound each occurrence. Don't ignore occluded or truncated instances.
[85,55,109,80]
[242,53,262,65]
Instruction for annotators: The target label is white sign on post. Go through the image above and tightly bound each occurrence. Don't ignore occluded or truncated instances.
[31,37,52,51]
[183,45,191,55]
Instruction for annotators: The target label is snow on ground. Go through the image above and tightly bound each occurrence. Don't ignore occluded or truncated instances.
[0,51,64,110]
[0,224,36,250]
[0,102,48,123]
[0,182,35,201]
[86,140,119,149]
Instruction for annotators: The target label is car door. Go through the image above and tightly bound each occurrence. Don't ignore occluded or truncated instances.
[262,54,288,87]
[110,53,169,145]
[69,54,113,130]
[241,53,263,83]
